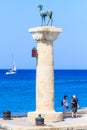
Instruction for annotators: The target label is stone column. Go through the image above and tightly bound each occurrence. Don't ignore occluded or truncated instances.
[28,26,63,122]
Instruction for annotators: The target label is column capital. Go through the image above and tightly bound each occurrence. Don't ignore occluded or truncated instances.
[29,26,62,42]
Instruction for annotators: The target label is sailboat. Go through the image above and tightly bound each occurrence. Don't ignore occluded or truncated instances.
[5,64,16,75]
[5,56,17,75]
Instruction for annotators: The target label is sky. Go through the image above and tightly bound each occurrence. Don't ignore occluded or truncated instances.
[0,0,87,69]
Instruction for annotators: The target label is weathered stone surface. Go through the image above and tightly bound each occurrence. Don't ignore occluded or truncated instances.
[29,26,62,41]
[28,26,62,122]
[0,113,87,130]
[28,111,63,122]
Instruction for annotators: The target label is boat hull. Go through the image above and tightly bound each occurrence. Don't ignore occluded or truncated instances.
[5,71,16,75]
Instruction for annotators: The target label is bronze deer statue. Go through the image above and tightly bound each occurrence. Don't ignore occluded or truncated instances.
[38,5,53,26]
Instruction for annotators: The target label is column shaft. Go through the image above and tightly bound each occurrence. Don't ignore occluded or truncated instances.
[36,40,54,112]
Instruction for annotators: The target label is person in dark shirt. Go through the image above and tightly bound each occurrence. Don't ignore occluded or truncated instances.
[71,95,78,118]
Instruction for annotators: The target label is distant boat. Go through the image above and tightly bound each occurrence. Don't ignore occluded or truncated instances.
[5,55,17,75]
[5,64,16,75]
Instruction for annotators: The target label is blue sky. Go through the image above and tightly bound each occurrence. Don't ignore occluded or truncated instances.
[0,0,87,69]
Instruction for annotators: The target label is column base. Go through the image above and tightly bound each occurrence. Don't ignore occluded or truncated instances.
[27,111,63,122]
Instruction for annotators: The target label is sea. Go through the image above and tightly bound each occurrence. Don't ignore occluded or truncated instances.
[0,69,87,117]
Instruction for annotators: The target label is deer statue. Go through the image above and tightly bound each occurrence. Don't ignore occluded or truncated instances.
[38,4,53,26]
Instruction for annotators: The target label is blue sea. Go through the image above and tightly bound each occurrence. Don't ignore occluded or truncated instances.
[0,69,87,117]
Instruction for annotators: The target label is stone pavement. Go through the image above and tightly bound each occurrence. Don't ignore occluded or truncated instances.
[0,108,87,130]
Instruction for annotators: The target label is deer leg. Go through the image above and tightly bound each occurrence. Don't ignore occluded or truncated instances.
[44,16,45,25]
[47,18,50,26]
[41,16,43,26]
[47,18,53,26]
[51,18,53,26]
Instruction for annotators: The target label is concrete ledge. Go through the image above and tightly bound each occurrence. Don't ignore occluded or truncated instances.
[0,113,87,130]
[0,108,87,130]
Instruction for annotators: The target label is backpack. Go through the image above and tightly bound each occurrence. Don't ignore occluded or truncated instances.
[61,100,63,106]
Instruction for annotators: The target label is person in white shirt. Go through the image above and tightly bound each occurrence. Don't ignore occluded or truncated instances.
[63,95,68,118]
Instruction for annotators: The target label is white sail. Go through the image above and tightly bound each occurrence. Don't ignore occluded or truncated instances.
[12,65,16,72]
[5,56,16,75]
